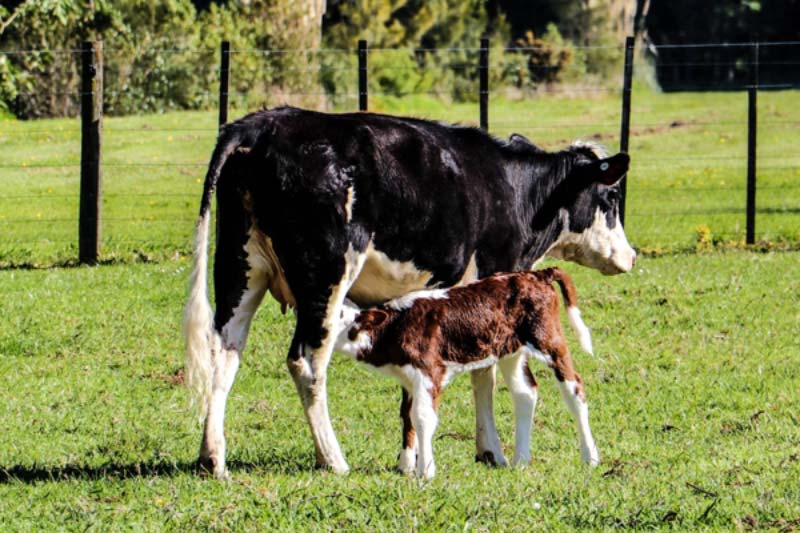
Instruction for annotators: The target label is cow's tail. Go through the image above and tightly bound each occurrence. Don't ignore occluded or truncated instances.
[545,267,593,355]
[183,124,245,420]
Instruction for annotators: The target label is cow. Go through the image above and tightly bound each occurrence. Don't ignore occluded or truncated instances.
[184,106,635,478]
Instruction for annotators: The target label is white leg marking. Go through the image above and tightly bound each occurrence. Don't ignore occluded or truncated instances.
[471,366,507,467]
[558,380,599,466]
[498,353,538,466]
[201,266,267,478]
[410,373,438,479]
[398,442,417,475]
[294,246,367,474]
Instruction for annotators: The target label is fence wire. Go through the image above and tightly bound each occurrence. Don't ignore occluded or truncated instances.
[1,41,799,266]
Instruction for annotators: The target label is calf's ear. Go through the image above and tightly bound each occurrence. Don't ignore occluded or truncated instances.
[588,152,630,185]
[359,309,389,329]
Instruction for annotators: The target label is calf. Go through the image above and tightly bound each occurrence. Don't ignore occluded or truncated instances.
[335,267,599,479]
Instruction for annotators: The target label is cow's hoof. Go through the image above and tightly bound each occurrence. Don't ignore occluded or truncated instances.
[475,450,508,467]
[196,456,229,480]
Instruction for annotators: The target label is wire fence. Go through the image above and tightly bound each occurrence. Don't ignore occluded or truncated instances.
[0,39,799,267]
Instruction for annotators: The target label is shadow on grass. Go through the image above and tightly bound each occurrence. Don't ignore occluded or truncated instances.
[0,450,319,484]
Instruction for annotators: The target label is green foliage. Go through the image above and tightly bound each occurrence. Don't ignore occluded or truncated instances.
[502,25,576,89]
[323,0,502,101]
[0,0,319,118]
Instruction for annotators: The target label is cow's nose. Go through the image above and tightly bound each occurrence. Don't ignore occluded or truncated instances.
[631,253,637,267]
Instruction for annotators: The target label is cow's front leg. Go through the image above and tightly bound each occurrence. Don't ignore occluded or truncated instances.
[471,367,508,466]
[286,248,365,473]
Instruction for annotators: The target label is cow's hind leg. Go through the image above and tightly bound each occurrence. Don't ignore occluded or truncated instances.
[471,367,508,466]
[198,234,268,478]
[498,354,539,466]
[285,246,366,473]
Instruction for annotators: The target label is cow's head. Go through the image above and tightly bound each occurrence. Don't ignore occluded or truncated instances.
[546,141,636,275]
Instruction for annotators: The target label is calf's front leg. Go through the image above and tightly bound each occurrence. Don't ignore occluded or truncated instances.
[497,353,539,466]
[409,374,440,479]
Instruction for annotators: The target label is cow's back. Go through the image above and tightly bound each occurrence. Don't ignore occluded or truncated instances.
[239,108,528,306]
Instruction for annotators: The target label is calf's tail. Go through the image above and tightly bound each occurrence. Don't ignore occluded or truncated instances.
[183,124,247,420]
[545,267,593,355]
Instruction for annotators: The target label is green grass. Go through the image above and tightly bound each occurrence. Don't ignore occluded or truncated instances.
[1,91,799,529]
[1,251,799,529]
[1,89,799,267]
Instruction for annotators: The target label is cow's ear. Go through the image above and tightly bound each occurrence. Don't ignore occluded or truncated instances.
[584,152,629,185]
[509,133,532,145]
[508,133,544,152]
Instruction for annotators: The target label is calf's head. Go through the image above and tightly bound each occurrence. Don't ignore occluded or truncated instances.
[545,142,636,275]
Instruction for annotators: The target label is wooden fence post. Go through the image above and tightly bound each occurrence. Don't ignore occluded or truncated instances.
[479,36,489,131]
[746,42,758,245]
[219,40,230,128]
[358,40,368,111]
[79,40,103,265]
[618,36,635,226]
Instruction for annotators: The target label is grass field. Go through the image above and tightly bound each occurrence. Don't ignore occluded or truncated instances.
[1,251,798,529]
[1,88,799,267]
[1,91,799,529]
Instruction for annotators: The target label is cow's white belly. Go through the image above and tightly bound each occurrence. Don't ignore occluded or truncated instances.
[347,245,478,307]
[348,244,434,306]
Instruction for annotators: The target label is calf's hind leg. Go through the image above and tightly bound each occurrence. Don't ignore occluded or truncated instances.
[531,343,599,466]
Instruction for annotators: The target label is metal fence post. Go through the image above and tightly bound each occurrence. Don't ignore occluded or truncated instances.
[618,36,635,226]
[479,37,489,131]
[746,42,758,245]
[358,40,368,111]
[79,40,103,265]
[219,40,230,128]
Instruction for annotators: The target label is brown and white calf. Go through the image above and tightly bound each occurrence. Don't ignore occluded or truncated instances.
[335,268,599,479]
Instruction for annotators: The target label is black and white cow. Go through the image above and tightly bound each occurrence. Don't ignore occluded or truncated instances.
[184,106,635,478]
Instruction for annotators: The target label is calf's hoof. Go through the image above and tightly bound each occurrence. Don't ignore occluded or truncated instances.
[581,446,600,468]
[313,460,350,475]
[398,448,417,474]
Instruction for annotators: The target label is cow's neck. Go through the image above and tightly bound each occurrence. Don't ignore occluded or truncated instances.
[518,156,575,267]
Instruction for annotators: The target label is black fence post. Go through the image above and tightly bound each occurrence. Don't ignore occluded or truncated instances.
[479,37,489,131]
[618,36,635,226]
[358,40,368,111]
[746,42,758,245]
[219,40,230,128]
[79,40,103,265]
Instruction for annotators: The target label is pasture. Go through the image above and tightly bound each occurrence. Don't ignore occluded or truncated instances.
[1,91,799,529]
[1,252,799,529]
[1,89,799,267]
